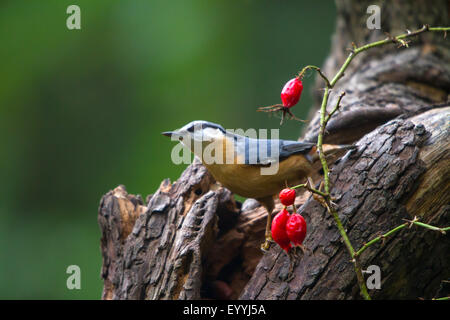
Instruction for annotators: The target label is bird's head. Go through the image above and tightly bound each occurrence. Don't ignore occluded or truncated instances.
[162,120,227,155]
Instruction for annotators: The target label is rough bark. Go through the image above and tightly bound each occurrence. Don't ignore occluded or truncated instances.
[98,0,450,299]
[98,159,241,299]
[241,108,450,300]
[304,0,450,144]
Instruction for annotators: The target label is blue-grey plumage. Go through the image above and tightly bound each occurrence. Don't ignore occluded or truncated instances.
[162,120,354,198]
[233,135,316,165]
[163,120,355,250]
[163,119,315,162]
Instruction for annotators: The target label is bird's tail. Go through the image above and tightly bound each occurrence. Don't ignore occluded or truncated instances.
[324,144,356,155]
[310,144,356,162]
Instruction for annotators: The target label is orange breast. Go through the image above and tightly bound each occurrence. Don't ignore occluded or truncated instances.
[204,153,313,199]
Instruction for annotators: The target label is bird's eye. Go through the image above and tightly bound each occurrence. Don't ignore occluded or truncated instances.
[179,136,184,141]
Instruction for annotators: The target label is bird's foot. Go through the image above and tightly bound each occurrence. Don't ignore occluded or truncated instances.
[260,235,274,252]
[260,241,271,252]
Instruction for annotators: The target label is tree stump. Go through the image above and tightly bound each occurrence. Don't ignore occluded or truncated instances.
[98,0,450,299]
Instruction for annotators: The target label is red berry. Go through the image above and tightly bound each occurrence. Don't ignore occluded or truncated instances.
[281,78,303,108]
[286,213,307,246]
[279,188,296,206]
[271,208,291,253]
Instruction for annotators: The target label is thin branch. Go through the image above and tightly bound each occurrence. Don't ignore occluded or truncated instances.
[325,91,346,123]
[290,182,329,198]
[311,25,450,300]
[432,296,450,301]
[409,221,449,234]
[354,216,449,258]
[355,223,408,258]
[317,86,331,194]
[314,83,371,299]
[262,25,449,299]
[329,205,371,300]
[329,25,450,87]
[298,65,331,88]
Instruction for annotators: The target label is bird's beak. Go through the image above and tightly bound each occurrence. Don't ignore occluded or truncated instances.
[162,131,174,137]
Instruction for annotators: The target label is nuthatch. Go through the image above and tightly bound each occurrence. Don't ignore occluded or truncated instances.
[163,120,355,251]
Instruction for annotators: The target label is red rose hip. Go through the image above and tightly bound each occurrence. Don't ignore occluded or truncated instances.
[279,188,296,206]
[271,208,291,253]
[281,78,303,108]
[286,213,307,246]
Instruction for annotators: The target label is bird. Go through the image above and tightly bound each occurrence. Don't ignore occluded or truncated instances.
[162,120,355,251]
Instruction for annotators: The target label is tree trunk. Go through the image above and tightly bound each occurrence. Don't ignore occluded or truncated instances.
[98,0,450,300]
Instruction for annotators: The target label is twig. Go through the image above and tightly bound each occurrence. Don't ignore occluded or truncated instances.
[290,182,328,198]
[329,25,450,88]
[355,223,408,257]
[408,221,449,234]
[432,296,450,301]
[311,25,449,300]
[259,25,449,299]
[298,65,331,88]
[325,92,346,123]
[354,217,449,258]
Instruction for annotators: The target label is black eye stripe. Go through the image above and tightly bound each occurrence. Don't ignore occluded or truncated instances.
[186,122,226,133]
[201,123,222,131]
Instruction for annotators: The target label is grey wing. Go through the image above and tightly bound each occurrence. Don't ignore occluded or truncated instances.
[279,140,316,160]
[236,136,315,165]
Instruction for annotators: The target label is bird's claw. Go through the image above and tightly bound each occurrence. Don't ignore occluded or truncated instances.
[260,235,274,252]
[260,241,271,252]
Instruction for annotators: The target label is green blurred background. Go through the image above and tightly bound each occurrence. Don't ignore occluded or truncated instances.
[0,0,336,299]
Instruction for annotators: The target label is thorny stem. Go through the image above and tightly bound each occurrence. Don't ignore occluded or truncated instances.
[265,25,449,300]
[314,78,372,299]
[325,92,346,123]
[290,183,328,198]
[432,296,450,301]
[355,217,450,258]
[317,86,331,195]
[412,221,450,233]
[356,224,408,257]
[309,25,449,300]
[298,65,331,88]
[329,25,450,87]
